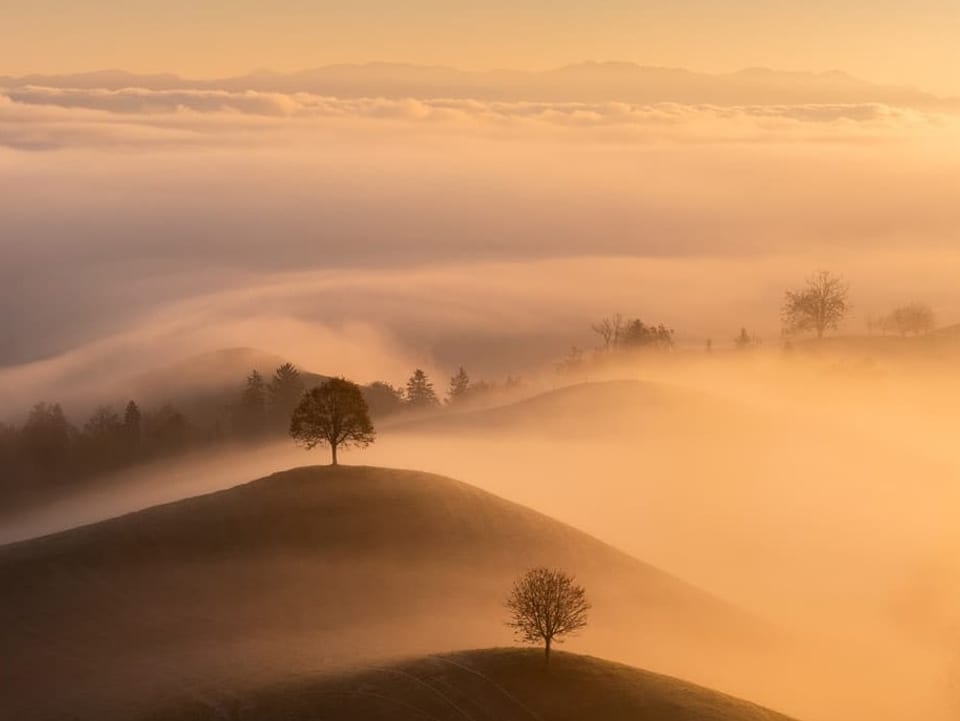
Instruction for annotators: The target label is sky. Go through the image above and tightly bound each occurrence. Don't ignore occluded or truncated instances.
[2,0,959,94]
[2,0,960,408]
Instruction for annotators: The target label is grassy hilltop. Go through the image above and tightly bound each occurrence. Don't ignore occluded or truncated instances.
[146,648,797,721]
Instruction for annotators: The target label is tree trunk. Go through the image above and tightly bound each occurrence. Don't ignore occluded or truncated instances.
[331,443,338,466]
[544,637,551,667]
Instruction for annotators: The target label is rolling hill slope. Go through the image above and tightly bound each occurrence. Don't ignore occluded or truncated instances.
[144,648,798,721]
[0,465,761,721]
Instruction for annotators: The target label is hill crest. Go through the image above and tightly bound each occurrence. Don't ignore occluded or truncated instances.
[144,648,799,721]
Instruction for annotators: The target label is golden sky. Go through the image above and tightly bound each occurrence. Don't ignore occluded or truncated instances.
[3,0,959,94]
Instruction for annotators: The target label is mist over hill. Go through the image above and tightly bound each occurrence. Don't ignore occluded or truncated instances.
[0,465,761,721]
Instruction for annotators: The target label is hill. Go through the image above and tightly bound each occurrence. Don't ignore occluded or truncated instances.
[0,466,760,721]
[144,648,798,721]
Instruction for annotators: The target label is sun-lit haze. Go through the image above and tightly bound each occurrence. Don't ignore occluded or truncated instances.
[3,4,960,721]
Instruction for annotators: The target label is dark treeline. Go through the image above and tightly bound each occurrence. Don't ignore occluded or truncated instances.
[0,400,197,506]
[0,362,519,510]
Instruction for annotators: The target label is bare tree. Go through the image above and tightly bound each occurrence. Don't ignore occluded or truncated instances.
[505,568,590,666]
[591,314,624,350]
[290,378,375,465]
[782,271,850,340]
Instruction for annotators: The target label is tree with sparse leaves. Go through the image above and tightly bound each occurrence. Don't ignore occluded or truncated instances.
[290,377,375,465]
[782,271,850,340]
[405,369,439,409]
[591,314,625,350]
[505,568,590,666]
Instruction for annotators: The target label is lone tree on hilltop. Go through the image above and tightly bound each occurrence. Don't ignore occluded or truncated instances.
[290,378,375,465]
[506,568,590,666]
[782,271,850,340]
[405,369,439,409]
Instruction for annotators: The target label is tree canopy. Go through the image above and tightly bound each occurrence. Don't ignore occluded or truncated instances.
[405,369,440,409]
[290,377,376,465]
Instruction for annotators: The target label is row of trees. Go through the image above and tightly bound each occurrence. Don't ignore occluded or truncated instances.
[584,272,936,361]
[866,303,936,337]
[369,366,523,411]
[0,400,194,499]
[591,315,675,352]
[782,271,935,339]
[234,363,308,438]
[0,362,518,504]
[286,367,527,465]
[236,365,514,438]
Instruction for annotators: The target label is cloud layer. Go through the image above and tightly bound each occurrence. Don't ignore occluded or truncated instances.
[2,82,959,395]
[1,85,955,151]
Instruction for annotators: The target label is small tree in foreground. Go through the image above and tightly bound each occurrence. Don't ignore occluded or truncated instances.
[505,568,590,666]
[782,271,850,340]
[290,378,375,465]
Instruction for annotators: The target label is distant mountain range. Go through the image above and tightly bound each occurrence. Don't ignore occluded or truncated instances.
[1,62,954,108]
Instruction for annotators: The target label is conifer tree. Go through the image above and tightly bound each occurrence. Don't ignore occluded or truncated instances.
[447,366,471,405]
[405,369,439,409]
